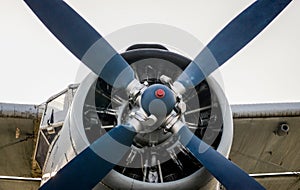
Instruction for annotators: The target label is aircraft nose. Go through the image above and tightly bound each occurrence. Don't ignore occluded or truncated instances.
[141,84,176,117]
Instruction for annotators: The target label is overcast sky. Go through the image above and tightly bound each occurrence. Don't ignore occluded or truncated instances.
[0,0,299,105]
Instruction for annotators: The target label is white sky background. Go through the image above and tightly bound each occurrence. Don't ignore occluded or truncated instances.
[0,0,299,105]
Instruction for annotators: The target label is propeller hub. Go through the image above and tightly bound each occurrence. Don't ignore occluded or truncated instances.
[141,84,176,117]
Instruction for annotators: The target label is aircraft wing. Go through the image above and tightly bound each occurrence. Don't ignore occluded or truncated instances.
[0,103,42,190]
[230,103,300,190]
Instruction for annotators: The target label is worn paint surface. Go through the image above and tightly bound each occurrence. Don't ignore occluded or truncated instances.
[230,114,300,190]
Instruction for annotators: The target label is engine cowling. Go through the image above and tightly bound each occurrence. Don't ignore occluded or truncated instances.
[42,45,233,190]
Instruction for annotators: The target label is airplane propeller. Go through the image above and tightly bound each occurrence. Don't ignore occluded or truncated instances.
[174,0,292,94]
[24,0,136,89]
[177,124,264,190]
[24,0,292,189]
[39,125,137,190]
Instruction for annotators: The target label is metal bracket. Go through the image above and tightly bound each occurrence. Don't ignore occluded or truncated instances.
[127,79,148,104]
[129,109,158,133]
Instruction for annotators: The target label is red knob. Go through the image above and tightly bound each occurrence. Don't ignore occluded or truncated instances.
[155,89,165,98]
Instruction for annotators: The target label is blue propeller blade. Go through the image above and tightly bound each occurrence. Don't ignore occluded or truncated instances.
[24,0,135,88]
[176,0,292,90]
[178,125,265,190]
[39,125,136,190]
